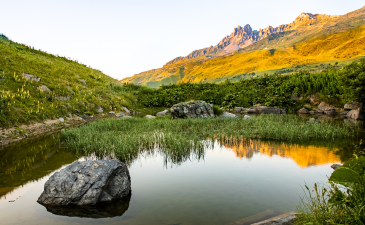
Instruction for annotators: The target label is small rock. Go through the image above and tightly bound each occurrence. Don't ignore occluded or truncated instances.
[331,164,341,170]
[65,124,71,127]
[22,73,41,82]
[81,114,90,120]
[109,111,115,114]
[220,112,238,118]
[121,107,130,115]
[57,95,71,101]
[59,118,65,123]
[317,110,324,114]
[116,112,126,117]
[318,102,336,111]
[79,79,87,85]
[297,108,309,114]
[340,111,348,115]
[145,115,156,119]
[234,107,244,114]
[244,115,252,120]
[40,85,51,93]
[309,111,315,115]
[344,102,360,110]
[156,110,170,116]
[307,118,319,123]
[308,95,319,105]
[96,105,103,113]
[251,212,298,225]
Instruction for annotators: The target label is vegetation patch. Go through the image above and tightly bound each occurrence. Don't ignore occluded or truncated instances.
[60,115,357,164]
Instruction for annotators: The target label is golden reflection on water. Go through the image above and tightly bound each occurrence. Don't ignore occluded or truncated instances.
[222,139,341,168]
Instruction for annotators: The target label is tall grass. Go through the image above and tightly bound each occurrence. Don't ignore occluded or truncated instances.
[60,115,358,164]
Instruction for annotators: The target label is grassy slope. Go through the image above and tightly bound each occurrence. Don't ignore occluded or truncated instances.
[122,6,365,87]
[0,36,143,127]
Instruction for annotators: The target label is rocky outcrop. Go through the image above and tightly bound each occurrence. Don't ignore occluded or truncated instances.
[22,73,41,82]
[220,112,238,118]
[297,108,309,114]
[346,107,364,120]
[156,110,170,116]
[246,105,286,114]
[37,160,131,206]
[170,100,215,119]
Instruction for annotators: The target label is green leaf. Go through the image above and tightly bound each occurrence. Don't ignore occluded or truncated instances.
[329,168,360,186]
[342,156,365,175]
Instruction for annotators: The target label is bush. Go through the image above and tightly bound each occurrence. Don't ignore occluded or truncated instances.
[338,58,365,108]
[213,105,224,116]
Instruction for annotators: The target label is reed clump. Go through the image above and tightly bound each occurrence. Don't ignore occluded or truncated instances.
[60,114,358,163]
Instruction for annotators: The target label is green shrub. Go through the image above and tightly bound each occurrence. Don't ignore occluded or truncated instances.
[338,58,365,108]
[213,105,224,116]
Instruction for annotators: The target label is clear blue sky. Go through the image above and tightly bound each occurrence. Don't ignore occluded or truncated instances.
[2,0,364,80]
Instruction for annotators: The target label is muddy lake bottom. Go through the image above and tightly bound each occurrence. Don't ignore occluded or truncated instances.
[0,128,362,225]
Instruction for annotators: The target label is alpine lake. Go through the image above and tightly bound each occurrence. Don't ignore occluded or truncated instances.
[0,115,363,225]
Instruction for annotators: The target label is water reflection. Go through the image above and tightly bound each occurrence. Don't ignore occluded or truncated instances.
[221,140,342,168]
[42,196,131,218]
[0,135,77,202]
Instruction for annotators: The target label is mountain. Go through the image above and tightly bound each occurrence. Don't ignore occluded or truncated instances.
[122,6,365,88]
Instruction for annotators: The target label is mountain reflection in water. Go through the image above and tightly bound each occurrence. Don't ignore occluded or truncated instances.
[222,139,341,168]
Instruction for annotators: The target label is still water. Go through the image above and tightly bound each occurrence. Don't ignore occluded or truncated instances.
[0,134,357,225]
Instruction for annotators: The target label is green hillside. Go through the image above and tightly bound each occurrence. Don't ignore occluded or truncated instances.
[0,35,142,127]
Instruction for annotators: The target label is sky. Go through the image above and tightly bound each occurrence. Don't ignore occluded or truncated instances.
[1,0,364,80]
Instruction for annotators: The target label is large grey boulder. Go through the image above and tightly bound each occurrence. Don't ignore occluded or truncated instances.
[346,107,364,120]
[22,73,41,82]
[156,110,170,116]
[37,160,131,206]
[170,100,215,119]
[220,112,238,118]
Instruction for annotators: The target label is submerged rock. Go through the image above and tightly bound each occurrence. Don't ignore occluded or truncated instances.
[37,160,131,206]
[324,109,336,116]
[170,100,214,119]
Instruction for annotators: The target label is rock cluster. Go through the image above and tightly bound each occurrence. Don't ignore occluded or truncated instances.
[170,100,215,119]
[37,160,131,206]
[246,105,286,114]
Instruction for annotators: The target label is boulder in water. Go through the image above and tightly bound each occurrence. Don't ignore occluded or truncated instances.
[37,160,131,206]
